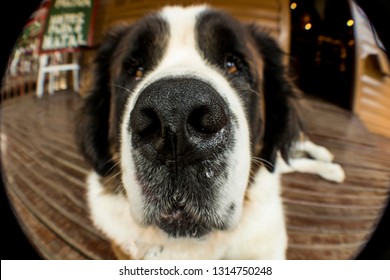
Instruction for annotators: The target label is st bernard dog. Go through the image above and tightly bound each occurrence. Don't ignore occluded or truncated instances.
[76,5,345,259]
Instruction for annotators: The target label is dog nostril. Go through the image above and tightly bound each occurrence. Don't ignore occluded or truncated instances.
[187,106,228,136]
[133,108,161,138]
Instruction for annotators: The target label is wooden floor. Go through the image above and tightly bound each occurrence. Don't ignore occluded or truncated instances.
[1,91,389,260]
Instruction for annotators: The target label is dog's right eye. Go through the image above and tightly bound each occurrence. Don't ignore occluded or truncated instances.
[133,67,144,80]
[125,58,144,80]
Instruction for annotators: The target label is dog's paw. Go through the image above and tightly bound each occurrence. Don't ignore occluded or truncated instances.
[311,146,335,162]
[319,163,345,183]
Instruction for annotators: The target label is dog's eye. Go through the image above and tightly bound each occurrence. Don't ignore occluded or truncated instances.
[125,58,144,80]
[134,67,144,80]
[225,54,242,75]
[127,66,144,80]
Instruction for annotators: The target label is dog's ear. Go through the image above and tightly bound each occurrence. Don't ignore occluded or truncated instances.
[76,25,130,176]
[247,25,301,172]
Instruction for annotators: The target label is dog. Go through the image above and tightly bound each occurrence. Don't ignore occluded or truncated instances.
[76,5,345,259]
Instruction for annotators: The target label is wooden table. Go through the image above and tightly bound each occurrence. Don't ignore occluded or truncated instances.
[1,91,389,259]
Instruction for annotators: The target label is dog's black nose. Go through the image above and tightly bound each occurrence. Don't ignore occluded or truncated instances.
[130,78,231,166]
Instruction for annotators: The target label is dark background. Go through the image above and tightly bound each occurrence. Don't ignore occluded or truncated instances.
[1,0,43,260]
[1,0,389,260]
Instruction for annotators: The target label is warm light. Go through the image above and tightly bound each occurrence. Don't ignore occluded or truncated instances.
[290,2,297,10]
[347,19,354,27]
[304,23,312,30]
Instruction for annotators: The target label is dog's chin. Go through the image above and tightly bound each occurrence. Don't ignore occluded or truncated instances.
[155,209,213,238]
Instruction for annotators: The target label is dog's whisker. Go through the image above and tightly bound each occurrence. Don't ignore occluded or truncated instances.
[100,160,121,178]
[104,160,121,175]
[109,83,133,93]
[104,171,128,196]
[102,161,122,184]
[252,157,274,170]
[103,172,123,187]
[114,186,127,197]
[248,171,256,182]
[232,84,262,97]
[252,156,274,168]
[106,170,122,180]
[252,158,271,166]
[251,160,266,169]
[245,88,262,97]
[251,159,273,170]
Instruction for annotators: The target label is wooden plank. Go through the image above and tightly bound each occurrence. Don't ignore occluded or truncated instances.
[7,189,85,260]
[287,245,366,260]
[358,109,390,138]
[11,174,113,260]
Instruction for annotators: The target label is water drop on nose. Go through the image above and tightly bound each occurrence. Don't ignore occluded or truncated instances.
[205,169,214,178]
[203,160,214,178]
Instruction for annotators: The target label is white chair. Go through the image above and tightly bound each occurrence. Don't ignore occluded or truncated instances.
[36,52,80,98]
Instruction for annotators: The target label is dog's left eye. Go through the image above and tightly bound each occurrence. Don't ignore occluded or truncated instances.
[225,54,243,75]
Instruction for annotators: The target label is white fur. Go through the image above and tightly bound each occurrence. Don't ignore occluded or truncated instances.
[295,140,334,162]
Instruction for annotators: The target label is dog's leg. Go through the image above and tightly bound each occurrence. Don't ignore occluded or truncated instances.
[294,140,335,162]
[277,157,345,183]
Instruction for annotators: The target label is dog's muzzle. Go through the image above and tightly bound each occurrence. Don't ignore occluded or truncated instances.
[129,77,233,237]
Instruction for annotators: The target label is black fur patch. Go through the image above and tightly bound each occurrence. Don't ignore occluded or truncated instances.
[247,25,300,170]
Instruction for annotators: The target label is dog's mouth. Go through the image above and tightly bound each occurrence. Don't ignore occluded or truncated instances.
[155,206,213,238]
[134,159,230,238]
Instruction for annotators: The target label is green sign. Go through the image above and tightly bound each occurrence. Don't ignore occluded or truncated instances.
[41,0,96,52]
